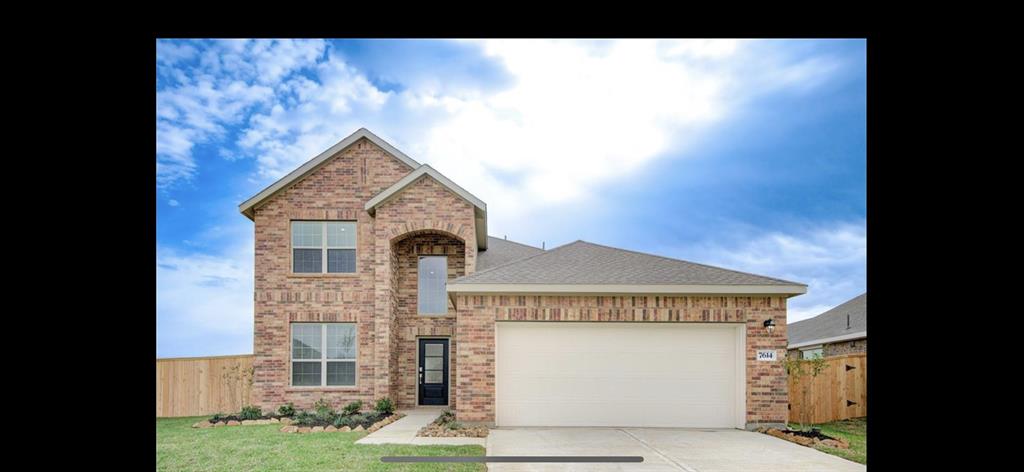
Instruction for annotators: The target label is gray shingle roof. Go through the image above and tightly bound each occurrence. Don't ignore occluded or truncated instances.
[788,293,867,346]
[477,236,545,271]
[454,240,804,286]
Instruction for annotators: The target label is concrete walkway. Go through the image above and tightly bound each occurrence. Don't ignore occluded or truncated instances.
[355,407,487,446]
[487,427,865,472]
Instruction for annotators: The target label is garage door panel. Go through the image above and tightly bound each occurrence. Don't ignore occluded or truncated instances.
[496,322,742,428]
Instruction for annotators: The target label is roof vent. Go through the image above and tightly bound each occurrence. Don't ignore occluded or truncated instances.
[847,314,851,329]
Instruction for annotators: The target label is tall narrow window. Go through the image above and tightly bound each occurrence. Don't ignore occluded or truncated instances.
[291,323,357,386]
[418,256,448,314]
[292,221,356,273]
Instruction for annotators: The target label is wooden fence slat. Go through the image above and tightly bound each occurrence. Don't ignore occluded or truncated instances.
[156,355,254,417]
[788,353,866,424]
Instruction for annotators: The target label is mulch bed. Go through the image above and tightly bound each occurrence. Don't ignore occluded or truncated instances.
[416,413,489,438]
[417,422,488,438]
[760,427,850,449]
[192,412,405,434]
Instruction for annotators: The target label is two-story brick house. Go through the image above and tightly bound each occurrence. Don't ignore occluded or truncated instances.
[239,128,807,430]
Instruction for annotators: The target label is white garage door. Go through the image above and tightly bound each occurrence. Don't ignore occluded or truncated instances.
[496,322,745,428]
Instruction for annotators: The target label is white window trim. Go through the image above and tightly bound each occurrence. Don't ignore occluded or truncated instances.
[291,221,357,274]
[290,323,357,387]
[418,255,449,315]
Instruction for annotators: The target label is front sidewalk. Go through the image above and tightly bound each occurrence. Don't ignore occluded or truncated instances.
[356,407,487,446]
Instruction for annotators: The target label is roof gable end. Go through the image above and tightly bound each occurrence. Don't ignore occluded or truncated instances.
[365,164,488,249]
[238,128,419,219]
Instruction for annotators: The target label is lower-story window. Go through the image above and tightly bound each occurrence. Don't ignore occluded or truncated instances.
[291,323,356,386]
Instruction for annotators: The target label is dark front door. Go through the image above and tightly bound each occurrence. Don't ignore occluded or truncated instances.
[418,338,449,405]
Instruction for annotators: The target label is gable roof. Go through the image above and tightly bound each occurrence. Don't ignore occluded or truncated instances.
[788,292,867,349]
[477,236,545,271]
[364,164,488,249]
[238,128,420,219]
[448,240,807,295]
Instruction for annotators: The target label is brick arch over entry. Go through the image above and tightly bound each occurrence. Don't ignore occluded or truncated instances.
[368,174,480,402]
[387,230,468,408]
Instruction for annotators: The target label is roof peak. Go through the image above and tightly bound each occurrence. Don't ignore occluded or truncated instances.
[239,127,419,219]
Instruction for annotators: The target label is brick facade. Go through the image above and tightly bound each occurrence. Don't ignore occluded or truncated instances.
[250,137,475,411]
[247,135,789,428]
[454,295,789,427]
[392,232,465,408]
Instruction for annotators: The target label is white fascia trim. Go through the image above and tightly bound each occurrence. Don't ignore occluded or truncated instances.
[788,330,867,349]
[364,164,486,213]
[445,283,808,296]
[238,128,419,219]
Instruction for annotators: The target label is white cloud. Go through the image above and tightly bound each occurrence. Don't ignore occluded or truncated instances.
[167,199,179,207]
[156,39,327,188]
[156,239,254,346]
[672,220,866,324]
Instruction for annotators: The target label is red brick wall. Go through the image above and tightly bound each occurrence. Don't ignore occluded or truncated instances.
[371,175,478,406]
[392,232,465,408]
[250,137,412,411]
[453,294,789,427]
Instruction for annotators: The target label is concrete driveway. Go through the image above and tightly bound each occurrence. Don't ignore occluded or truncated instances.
[486,427,865,472]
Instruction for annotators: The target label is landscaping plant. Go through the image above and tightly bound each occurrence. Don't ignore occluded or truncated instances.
[293,410,317,427]
[436,409,455,425]
[277,402,295,417]
[239,405,262,421]
[783,354,829,431]
[342,400,363,416]
[375,397,395,415]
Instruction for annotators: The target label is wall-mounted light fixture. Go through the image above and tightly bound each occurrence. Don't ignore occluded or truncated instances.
[763,318,776,334]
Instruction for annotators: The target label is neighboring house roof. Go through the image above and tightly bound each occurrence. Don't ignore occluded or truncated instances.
[477,236,545,271]
[238,128,420,220]
[364,164,488,250]
[788,292,867,349]
[447,240,807,295]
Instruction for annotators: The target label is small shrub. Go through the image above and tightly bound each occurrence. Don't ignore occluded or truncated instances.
[210,412,226,422]
[447,421,463,430]
[311,398,336,422]
[239,405,262,421]
[293,410,317,426]
[374,397,395,415]
[277,402,295,417]
[336,413,367,428]
[342,400,363,416]
[435,409,455,425]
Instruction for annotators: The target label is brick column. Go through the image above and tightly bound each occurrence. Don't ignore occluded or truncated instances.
[372,228,393,401]
[744,296,789,429]
[455,295,495,424]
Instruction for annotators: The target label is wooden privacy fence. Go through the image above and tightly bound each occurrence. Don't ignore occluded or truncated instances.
[156,354,254,417]
[788,353,866,424]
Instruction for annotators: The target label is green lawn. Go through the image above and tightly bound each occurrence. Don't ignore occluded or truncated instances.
[157,417,485,471]
[789,417,866,465]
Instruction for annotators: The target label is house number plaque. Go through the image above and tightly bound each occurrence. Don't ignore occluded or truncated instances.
[756,350,777,361]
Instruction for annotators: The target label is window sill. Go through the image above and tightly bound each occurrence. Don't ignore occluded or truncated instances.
[285,386,360,392]
[417,313,456,318]
[287,273,361,278]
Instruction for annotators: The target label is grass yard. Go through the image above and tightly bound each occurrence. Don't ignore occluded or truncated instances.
[789,417,866,464]
[157,417,485,471]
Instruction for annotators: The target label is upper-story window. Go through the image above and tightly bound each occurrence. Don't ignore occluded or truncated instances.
[292,221,356,274]
[418,256,448,314]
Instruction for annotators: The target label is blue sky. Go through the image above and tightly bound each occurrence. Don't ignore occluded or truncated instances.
[156,39,866,358]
